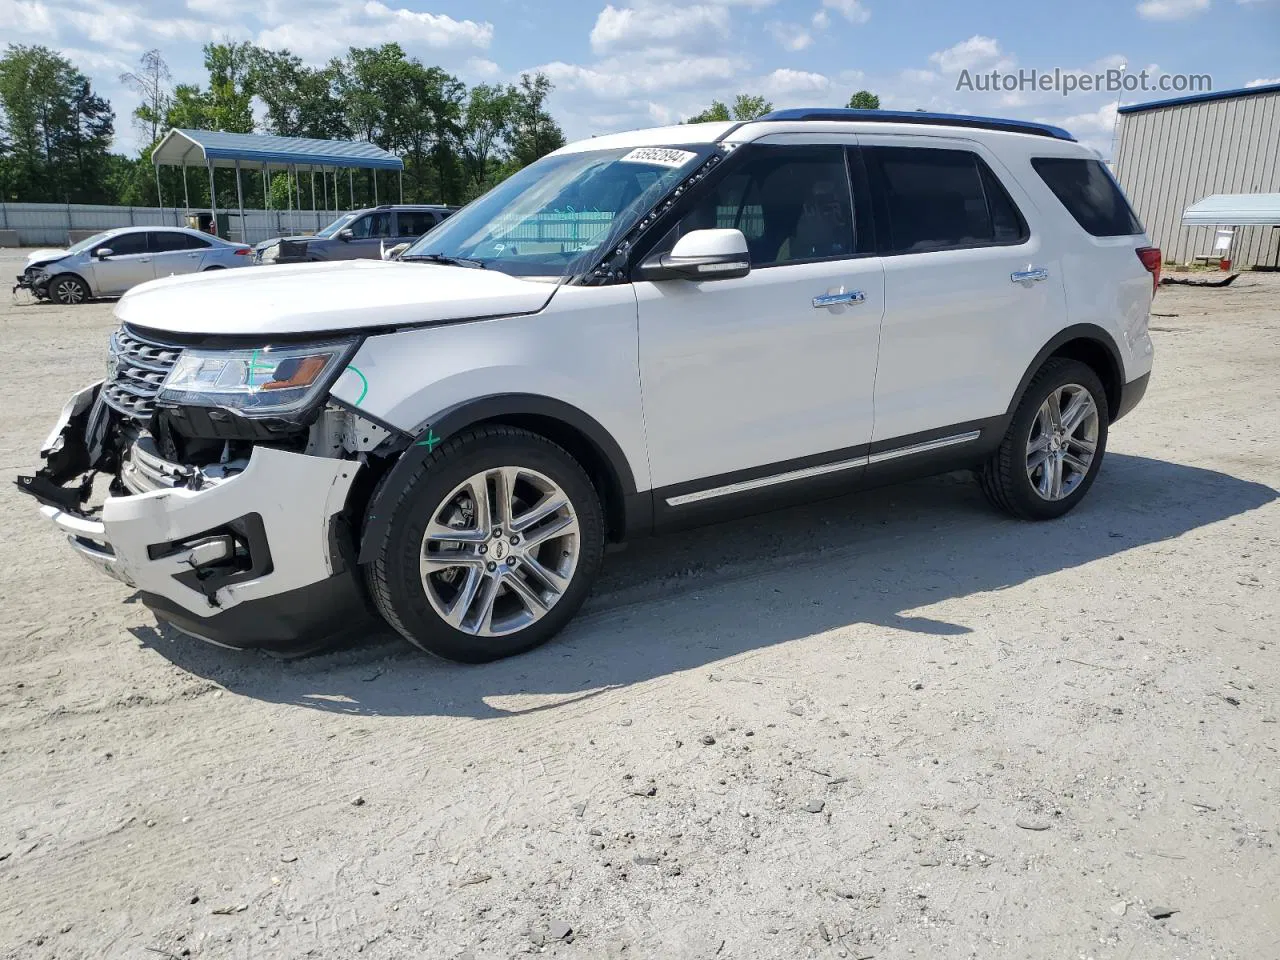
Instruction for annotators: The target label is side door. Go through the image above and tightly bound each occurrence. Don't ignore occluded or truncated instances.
[88,231,155,295]
[337,211,392,259]
[634,140,885,509]
[858,137,1069,445]
[148,230,209,278]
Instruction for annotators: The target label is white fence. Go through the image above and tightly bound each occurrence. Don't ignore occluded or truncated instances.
[0,202,344,246]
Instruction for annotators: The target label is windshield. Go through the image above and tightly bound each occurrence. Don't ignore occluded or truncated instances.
[403,145,712,278]
[316,213,359,239]
[64,231,112,255]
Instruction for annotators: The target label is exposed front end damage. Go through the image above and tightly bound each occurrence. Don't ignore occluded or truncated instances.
[18,327,397,653]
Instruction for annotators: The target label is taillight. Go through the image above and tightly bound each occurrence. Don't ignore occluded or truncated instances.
[234,247,250,256]
[1136,246,1161,296]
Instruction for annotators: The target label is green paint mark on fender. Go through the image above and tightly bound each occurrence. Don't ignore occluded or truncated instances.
[346,365,369,406]
[415,428,441,451]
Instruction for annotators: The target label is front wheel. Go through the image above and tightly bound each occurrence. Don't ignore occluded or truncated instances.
[980,358,1109,520]
[47,274,90,305]
[365,426,605,662]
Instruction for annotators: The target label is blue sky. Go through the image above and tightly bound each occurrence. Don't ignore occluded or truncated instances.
[3,0,1277,157]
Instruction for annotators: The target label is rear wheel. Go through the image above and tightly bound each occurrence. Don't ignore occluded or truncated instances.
[47,274,89,305]
[366,426,605,662]
[980,358,1109,520]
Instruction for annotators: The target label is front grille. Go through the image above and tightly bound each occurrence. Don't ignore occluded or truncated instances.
[102,326,182,420]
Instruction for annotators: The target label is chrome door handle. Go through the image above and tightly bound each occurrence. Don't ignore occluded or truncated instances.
[812,290,866,308]
[1011,267,1049,283]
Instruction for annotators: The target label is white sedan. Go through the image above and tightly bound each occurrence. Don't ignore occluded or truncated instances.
[15,227,253,304]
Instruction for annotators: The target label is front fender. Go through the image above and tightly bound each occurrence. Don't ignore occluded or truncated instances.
[355,393,642,564]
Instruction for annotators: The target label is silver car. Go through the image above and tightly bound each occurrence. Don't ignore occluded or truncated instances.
[15,227,253,305]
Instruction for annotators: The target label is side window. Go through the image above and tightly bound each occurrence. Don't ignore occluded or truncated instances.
[865,147,1029,254]
[396,211,436,238]
[150,231,208,252]
[670,144,855,268]
[1030,157,1144,237]
[348,213,392,239]
[99,233,148,256]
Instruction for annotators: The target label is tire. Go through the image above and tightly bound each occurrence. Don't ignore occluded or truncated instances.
[980,358,1110,521]
[47,274,90,305]
[366,425,605,663]
[201,265,226,271]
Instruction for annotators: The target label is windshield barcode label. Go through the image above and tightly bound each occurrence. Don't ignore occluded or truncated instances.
[619,148,698,168]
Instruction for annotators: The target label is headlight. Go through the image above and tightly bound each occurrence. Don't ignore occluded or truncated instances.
[257,243,279,263]
[157,340,357,418]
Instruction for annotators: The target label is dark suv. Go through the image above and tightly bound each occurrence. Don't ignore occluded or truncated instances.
[253,204,457,265]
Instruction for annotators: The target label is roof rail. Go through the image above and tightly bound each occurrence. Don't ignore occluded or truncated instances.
[757,108,1076,142]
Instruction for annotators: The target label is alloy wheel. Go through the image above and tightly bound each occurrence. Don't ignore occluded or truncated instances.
[419,466,581,637]
[53,278,85,304]
[1026,383,1100,501]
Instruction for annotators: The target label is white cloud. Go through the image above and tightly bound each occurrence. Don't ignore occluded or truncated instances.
[820,0,870,23]
[762,67,830,94]
[767,21,812,51]
[257,1,492,60]
[899,68,937,84]
[1,0,56,35]
[1056,102,1120,133]
[811,9,830,27]
[590,4,730,54]
[929,35,1006,74]
[1246,76,1280,86]
[1136,0,1210,19]
[539,54,748,100]
[465,58,502,79]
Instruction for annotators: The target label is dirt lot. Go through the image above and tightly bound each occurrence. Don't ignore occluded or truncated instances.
[1,251,1277,960]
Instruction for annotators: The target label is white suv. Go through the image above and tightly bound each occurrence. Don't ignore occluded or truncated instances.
[20,109,1157,662]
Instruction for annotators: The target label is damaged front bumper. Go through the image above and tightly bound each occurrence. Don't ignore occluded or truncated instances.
[19,386,371,652]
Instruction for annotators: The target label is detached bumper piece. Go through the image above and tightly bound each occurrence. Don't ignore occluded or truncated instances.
[20,397,370,653]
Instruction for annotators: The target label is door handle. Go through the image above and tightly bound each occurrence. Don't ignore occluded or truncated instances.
[139,258,151,263]
[1011,267,1049,283]
[812,290,866,308]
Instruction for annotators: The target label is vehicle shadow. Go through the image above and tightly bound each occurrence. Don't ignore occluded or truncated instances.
[130,454,1276,719]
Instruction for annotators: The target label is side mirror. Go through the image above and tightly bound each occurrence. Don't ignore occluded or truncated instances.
[95,248,114,259]
[636,228,750,282]
[337,228,354,242]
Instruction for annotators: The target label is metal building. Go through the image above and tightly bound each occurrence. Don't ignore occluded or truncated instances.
[1113,82,1280,268]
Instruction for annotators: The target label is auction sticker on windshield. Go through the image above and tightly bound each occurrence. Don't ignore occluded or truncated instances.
[618,147,698,167]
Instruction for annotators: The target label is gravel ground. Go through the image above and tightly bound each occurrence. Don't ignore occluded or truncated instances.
[1,254,1277,960]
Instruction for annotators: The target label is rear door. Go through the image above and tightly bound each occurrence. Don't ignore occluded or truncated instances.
[88,231,154,295]
[149,230,210,278]
[859,136,1069,444]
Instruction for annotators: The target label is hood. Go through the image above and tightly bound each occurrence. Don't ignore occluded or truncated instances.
[115,259,559,337]
[25,248,68,268]
[254,235,313,250]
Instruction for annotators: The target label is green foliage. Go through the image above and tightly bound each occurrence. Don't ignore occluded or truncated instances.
[0,41,567,207]
[0,44,115,202]
[686,95,773,123]
[846,90,881,110]
[686,100,731,123]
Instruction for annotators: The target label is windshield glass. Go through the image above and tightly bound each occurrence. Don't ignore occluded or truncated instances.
[316,213,358,238]
[64,231,112,255]
[403,145,712,277]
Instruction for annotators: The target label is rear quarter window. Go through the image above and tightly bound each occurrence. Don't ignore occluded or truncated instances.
[1031,157,1144,237]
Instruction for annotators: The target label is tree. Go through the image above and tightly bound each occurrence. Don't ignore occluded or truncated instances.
[731,94,772,120]
[846,90,881,110]
[0,44,115,202]
[508,72,565,169]
[249,48,347,140]
[686,99,730,123]
[202,41,255,133]
[120,49,171,144]
[686,95,772,122]
[460,82,516,196]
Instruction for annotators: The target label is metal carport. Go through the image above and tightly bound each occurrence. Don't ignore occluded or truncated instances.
[1182,193,1280,270]
[150,129,405,242]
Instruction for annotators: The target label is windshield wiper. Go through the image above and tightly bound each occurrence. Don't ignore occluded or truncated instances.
[400,252,486,269]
